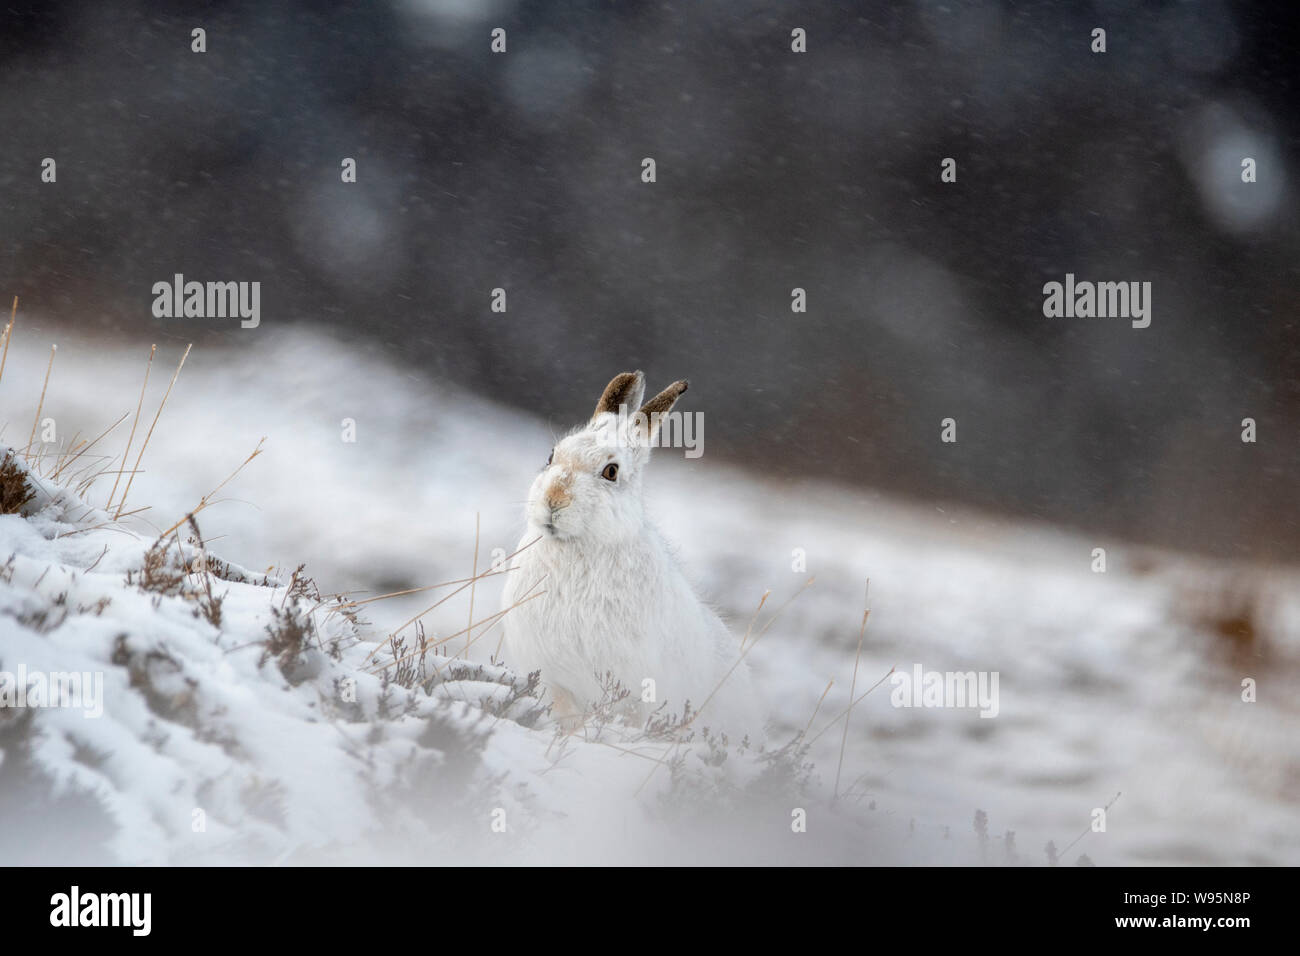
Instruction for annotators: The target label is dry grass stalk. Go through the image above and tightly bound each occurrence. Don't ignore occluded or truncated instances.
[115,343,191,520]
[801,679,835,739]
[449,573,545,663]
[807,665,895,746]
[23,343,56,461]
[834,583,870,802]
[362,535,541,663]
[343,565,516,612]
[369,580,547,676]
[155,437,265,540]
[52,412,128,482]
[51,429,83,477]
[465,512,480,659]
[1057,791,1122,861]
[738,589,770,652]
[691,578,813,726]
[423,577,549,692]
[107,344,156,513]
[0,295,16,390]
[635,577,815,795]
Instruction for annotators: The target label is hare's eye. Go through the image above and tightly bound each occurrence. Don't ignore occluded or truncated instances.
[600,462,619,482]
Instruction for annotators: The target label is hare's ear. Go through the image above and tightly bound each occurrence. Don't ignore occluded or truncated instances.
[592,370,645,421]
[632,379,689,443]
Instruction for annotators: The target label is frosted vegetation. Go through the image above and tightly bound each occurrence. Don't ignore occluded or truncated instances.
[1,326,1295,865]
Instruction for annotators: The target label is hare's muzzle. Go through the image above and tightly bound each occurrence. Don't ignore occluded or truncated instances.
[542,473,574,513]
[527,470,573,537]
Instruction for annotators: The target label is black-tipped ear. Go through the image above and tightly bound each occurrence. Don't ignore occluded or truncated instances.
[639,379,688,420]
[593,370,646,420]
[632,379,689,443]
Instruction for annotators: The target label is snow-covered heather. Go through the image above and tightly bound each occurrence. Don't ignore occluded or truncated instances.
[0,446,852,866]
[1,323,1297,865]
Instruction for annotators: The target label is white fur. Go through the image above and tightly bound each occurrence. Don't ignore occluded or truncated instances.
[502,388,761,741]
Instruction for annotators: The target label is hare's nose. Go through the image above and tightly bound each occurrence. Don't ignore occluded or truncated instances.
[544,483,572,513]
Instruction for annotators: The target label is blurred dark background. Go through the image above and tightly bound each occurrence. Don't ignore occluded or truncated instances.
[1,0,1297,559]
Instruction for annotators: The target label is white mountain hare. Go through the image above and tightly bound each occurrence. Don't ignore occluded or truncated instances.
[502,371,762,741]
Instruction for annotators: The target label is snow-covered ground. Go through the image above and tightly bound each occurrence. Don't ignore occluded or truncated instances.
[1,324,1296,865]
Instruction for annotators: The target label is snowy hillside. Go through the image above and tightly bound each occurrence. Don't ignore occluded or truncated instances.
[1,325,1296,865]
[0,444,844,865]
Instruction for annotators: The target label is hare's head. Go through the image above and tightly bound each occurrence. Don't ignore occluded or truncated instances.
[526,371,688,542]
